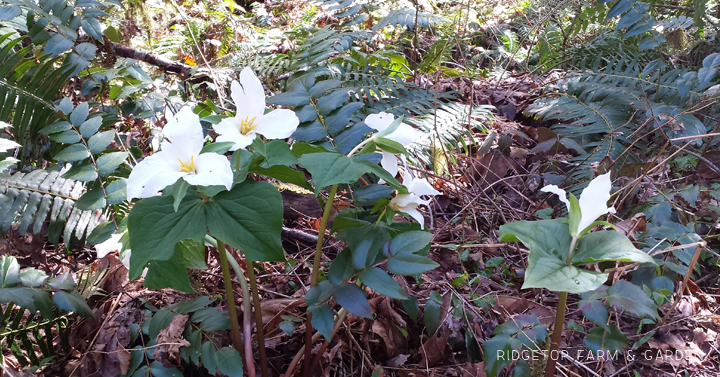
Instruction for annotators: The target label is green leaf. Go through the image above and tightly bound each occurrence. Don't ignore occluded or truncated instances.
[583,324,629,355]
[248,165,312,190]
[172,179,189,212]
[573,231,655,265]
[389,231,433,256]
[386,254,439,275]
[192,307,231,331]
[76,187,105,210]
[305,280,334,306]
[605,281,658,319]
[105,180,127,205]
[309,304,334,341]
[523,245,608,294]
[402,296,419,321]
[374,137,407,155]
[578,299,608,327]
[359,267,407,299]
[316,89,352,115]
[87,130,115,154]
[148,360,182,377]
[214,347,243,377]
[169,296,213,314]
[96,152,128,176]
[128,194,207,279]
[328,248,355,285]
[79,116,102,138]
[206,181,284,262]
[40,121,71,135]
[62,161,97,182]
[0,256,20,288]
[53,290,93,317]
[424,298,441,335]
[19,268,47,287]
[48,272,76,291]
[353,184,395,207]
[49,130,81,144]
[499,219,571,259]
[332,283,372,319]
[200,142,235,155]
[81,17,103,41]
[201,342,217,375]
[177,239,208,270]
[144,253,195,293]
[344,225,389,269]
[54,144,90,162]
[87,221,116,245]
[260,140,298,167]
[299,153,370,194]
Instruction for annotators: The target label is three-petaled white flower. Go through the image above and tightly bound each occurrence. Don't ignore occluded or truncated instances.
[389,157,441,229]
[365,112,422,177]
[541,172,616,237]
[126,107,233,200]
[213,67,300,151]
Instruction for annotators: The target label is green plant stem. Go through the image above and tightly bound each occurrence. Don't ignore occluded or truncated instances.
[215,241,245,355]
[544,235,578,377]
[246,261,269,377]
[303,182,339,377]
[206,235,255,377]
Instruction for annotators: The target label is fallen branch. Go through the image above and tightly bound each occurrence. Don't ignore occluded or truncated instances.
[108,41,192,76]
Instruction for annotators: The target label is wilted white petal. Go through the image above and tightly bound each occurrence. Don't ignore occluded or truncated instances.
[380,151,399,177]
[577,172,614,232]
[540,185,570,211]
[127,153,185,199]
[182,153,233,190]
[365,112,394,131]
[254,109,300,140]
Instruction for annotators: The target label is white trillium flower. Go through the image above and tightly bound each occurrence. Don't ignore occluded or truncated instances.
[365,112,422,177]
[213,67,300,151]
[389,158,441,229]
[541,172,616,236]
[126,107,233,200]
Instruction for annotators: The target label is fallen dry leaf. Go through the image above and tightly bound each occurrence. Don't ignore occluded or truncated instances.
[153,314,190,363]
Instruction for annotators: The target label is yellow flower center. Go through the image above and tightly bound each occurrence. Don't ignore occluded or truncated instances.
[239,116,258,135]
[177,156,196,173]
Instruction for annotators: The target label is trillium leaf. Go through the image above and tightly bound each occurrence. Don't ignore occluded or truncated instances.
[523,243,608,294]
[144,252,195,293]
[499,219,572,260]
[128,194,207,279]
[573,231,655,265]
[206,181,284,262]
[249,165,312,190]
[298,153,371,194]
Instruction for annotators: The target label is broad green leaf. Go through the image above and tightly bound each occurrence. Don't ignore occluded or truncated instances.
[192,307,231,331]
[424,297,441,335]
[177,239,208,270]
[169,296,213,314]
[261,140,299,167]
[298,153,371,194]
[374,137,407,155]
[316,89,352,115]
[583,324,629,355]
[214,347,243,377]
[402,296,419,321]
[248,165,312,190]
[87,221,116,245]
[54,144,90,162]
[305,280,334,306]
[79,116,102,138]
[200,142,235,154]
[144,255,195,293]
[344,225,389,269]
[206,181,284,262]
[62,161,97,182]
[523,244,608,294]
[605,281,658,319]
[148,308,179,339]
[359,267,407,299]
[19,268,47,287]
[309,304,334,341]
[87,130,115,154]
[105,180,127,205]
[201,342,217,375]
[386,254,439,275]
[53,290,93,317]
[578,299,608,327]
[172,179,189,212]
[81,17,103,41]
[48,272,76,291]
[148,361,181,377]
[76,187,105,210]
[96,152,128,176]
[328,248,355,285]
[499,219,571,261]
[389,231,433,256]
[40,121,71,135]
[0,288,53,317]
[332,283,372,319]
[49,130,80,144]
[573,231,656,265]
[353,184,395,207]
[128,195,207,279]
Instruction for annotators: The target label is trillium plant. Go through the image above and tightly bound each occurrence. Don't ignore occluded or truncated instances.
[114,68,442,377]
[496,172,656,377]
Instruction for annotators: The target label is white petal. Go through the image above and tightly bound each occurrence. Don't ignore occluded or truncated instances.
[380,151,399,177]
[365,112,394,131]
[95,233,123,258]
[213,117,244,151]
[400,154,413,184]
[386,123,422,146]
[217,130,257,150]
[407,177,441,197]
[390,193,420,210]
[127,153,185,199]
[164,107,204,156]
[402,205,426,229]
[182,153,234,190]
[254,109,300,140]
[234,67,266,118]
[577,172,614,232]
[540,185,570,211]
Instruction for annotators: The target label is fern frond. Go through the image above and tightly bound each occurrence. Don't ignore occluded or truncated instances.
[0,170,102,243]
[0,34,74,160]
[372,9,448,32]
